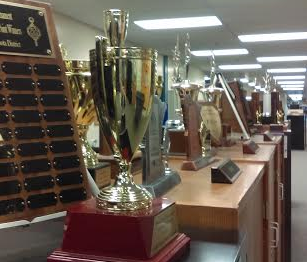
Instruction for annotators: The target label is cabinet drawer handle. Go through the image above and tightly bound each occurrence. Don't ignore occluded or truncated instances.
[279,183,284,200]
[271,222,280,249]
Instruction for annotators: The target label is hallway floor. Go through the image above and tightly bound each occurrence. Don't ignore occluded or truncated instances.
[291,149,307,262]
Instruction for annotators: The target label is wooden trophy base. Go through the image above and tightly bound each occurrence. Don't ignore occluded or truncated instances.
[88,162,111,188]
[48,233,190,262]
[47,198,190,262]
[181,156,215,171]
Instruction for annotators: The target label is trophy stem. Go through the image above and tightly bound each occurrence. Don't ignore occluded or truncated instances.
[97,159,153,211]
[78,125,99,168]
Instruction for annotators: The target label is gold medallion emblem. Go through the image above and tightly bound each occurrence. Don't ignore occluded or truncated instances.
[27,17,41,47]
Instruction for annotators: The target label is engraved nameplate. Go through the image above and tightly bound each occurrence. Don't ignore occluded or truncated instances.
[0,144,14,159]
[40,94,67,106]
[56,171,83,186]
[24,175,54,192]
[0,111,9,123]
[0,128,12,141]
[0,162,18,177]
[0,95,5,106]
[53,155,80,170]
[0,198,25,216]
[37,79,64,91]
[33,64,61,76]
[59,188,86,203]
[49,140,77,154]
[21,159,51,174]
[11,110,41,123]
[27,193,57,209]
[46,125,74,138]
[2,62,32,75]
[5,78,35,91]
[8,94,38,107]
[0,180,21,196]
[43,110,71,122]
[17,142,48,156]
[14,126,45,140]
[0,2,52,57]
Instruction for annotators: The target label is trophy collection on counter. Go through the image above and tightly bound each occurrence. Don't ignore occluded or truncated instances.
[49,9,190,262]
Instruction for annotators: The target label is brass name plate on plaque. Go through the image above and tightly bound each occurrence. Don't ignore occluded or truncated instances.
[0,0,54,57]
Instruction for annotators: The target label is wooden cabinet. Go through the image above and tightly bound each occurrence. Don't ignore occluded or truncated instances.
[216,144,278,262]
[251,135,285,262]
[162,161,265,262]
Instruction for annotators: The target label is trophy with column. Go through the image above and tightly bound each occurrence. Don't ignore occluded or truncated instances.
[172,34,215,170]
[61,47,111,189]
[48,9,189,262]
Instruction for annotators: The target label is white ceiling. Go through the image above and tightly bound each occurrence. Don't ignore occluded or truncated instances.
[40,0,307,87]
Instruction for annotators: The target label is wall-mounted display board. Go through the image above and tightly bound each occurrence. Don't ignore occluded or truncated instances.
[0,0,89,223]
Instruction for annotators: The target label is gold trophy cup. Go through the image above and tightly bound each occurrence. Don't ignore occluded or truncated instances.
[90,9,157,211]
[65,60,99,168]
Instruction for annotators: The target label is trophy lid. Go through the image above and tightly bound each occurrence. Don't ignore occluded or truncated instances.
[103,9,129,47]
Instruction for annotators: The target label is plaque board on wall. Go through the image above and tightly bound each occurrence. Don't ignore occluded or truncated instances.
[0,0,89,223]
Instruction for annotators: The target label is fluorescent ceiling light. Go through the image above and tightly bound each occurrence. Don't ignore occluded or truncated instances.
[278,80,305,84]
[192,49,248,56]
[281,84,304,88]
[134,16,222,30]
[240,78,249,83]
[246,96,252,101]
[219,64,262,70]
[260,88,266,92]
[239,32,307,42]
[257,56,307,62]
[248,82,256,87]
[283,88,304,91]
[273,75,305,80]
[267,68,306,73]
[255,85,261,89]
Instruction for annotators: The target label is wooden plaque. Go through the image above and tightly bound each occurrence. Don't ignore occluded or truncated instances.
[199,101,222,144]
[182,95,202,161]
[0,0,89,223]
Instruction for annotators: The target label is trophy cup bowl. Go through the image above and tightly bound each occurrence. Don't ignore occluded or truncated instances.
[92,40,157,211]
[65,60,99,168]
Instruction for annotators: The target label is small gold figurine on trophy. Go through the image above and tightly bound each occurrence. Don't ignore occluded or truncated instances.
[256,107,263,124]
[276,109,284,124]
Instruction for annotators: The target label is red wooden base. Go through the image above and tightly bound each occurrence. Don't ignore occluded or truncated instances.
[48,233,190,262]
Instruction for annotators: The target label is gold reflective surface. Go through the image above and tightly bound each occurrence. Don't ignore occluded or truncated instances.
[65,60,99,168]
[93,39,157,211]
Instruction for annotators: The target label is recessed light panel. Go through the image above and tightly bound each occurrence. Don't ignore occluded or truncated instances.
[267,68,306,73]
[281,84,304,88]
[257,56,307,62]
[219,64,262,70]
[278,80,305,85]
[273,75,305,80]
[283,88,304,91]
[239,32,307,42]
[134,16,222,30]
[192,49,248,56]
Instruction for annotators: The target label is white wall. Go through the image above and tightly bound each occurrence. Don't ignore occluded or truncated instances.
[54,13,102,60]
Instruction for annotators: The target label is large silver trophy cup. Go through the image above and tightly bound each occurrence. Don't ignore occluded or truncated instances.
[90,10,157,211]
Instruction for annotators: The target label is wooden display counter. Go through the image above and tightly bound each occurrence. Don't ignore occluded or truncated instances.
[215,143,278,262]
[251,134,290,262]
[162,160,265,262]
